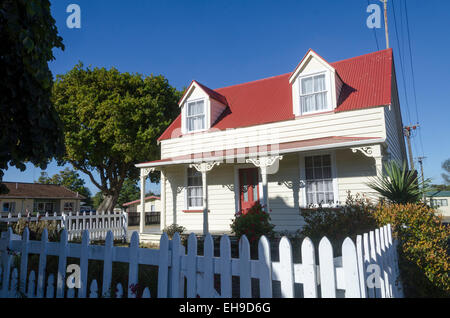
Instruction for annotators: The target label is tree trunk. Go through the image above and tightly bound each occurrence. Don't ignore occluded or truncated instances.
[97,193,120,213]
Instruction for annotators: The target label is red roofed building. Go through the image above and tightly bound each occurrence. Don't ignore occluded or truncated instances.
[135,49,407,237]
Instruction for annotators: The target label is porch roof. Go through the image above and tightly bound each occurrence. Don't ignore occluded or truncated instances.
[136,136,384,168]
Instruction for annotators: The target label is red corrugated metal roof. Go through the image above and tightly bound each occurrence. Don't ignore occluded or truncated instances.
[158,49,393,141]
[123,195,160,207]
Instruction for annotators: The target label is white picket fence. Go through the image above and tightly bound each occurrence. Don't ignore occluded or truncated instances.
[0,224,403,298]
[0,211,127,241]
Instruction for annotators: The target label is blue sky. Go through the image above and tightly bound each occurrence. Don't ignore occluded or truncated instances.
[3,0,450,196]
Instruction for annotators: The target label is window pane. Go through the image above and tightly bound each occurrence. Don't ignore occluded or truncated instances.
[304,155,334,206]
[305,157,313,168]
[314,167,323,179]
[305,167,314,180]
[314,74,326,92]
[313,156,322,166]
[188,100,204,116]
[301,77,313,94]
[315,92,327,110]
[323,167,332,179]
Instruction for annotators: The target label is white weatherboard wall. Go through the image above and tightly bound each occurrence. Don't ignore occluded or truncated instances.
[335,148,379,202]
[162,150,380,233]
[160,107,387,159]
[164,164,236,233]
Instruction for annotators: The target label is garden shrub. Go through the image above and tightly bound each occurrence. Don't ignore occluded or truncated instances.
[300,193,377,254]
[12,218,61,242]
[230,202,275,246]
[372,202,450,298]
[299,191,450,297]
[162,223,186,239]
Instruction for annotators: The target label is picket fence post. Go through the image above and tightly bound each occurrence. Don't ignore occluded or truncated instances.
[219,235,232,298]
[279,236,294,298]
[19,228,30,295]
[342,237,361,298]
[186,233,197,298]
[257,235,272,298]
[318,237,336,298]
[238,235,251,298]
[0,228,12,298]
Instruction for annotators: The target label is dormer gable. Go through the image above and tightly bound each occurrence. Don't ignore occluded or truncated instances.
[289,49,343,116]
[179,80,228,134]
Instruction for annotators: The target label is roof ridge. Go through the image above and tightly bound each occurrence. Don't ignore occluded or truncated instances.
[215,72,291,92]
[330,48,392,65]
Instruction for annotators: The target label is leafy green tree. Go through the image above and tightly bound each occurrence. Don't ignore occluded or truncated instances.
[0,0,65,194]
[92,192,104,210]
[52,64,181,212]
[117,178,140,208]
[367,160,430,204]
[37,167,92,204]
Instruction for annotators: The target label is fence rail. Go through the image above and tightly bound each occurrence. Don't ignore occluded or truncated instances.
[0,224,403,298]
[0,211,127,241]
[127,212,160,226]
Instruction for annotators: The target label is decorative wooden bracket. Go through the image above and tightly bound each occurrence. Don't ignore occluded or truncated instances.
[140,167,155,178]
[245,155,283,168]
[351,146,375,158]
[189,161,220,173]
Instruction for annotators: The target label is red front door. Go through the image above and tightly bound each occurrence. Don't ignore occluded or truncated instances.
[239,168,260,212]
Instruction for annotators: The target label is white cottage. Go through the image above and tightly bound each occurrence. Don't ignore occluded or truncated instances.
[136,48,407,236]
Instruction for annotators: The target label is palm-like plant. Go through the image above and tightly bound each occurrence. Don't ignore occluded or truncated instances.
[367,160,430,204]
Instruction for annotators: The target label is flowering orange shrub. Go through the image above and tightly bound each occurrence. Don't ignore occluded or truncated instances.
[373,202,450,297]
[230,202,275,246]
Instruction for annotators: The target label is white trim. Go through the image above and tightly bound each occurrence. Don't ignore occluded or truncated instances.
[298,150,339,208]
[233,164,262,213]
[289,50,336,84]
[183,97,209,134]
[297,71,333,115]
[135,138,386,168]
[185,166,203,210]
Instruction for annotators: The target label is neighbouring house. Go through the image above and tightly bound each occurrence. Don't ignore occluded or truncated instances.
[122,196,161,227]
[426,191,450,223]
[122,196,161,213]
[0,182,85,214]
[135,48,407,236]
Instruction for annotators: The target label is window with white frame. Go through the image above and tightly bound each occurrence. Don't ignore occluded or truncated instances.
[431,199,448,207]
[2,202,15,213]
[187,167,203,208]
[64,202,74,212]
[305,154,334,206]
[299,73,329,114]
[186,99,206,132]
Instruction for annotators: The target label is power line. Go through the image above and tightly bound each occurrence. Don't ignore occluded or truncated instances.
[391,0,413,127]
[403,0,425,158]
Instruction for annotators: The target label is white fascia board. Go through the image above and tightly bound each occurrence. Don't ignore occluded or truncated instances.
[289,50,336,84]
[135,138,386,169]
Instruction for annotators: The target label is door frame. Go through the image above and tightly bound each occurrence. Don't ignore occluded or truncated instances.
[234,164,263,213]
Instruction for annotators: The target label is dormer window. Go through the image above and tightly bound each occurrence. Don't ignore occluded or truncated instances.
[299,73,329,114]
[186,99,206,132]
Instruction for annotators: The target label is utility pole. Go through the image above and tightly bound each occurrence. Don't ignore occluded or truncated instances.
[417,156,426,183]
[417,156,427,202]
[381,0,389,49]
[404,125,418,171]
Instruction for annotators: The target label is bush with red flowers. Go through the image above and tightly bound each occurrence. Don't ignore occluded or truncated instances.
[230,202,275,246]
